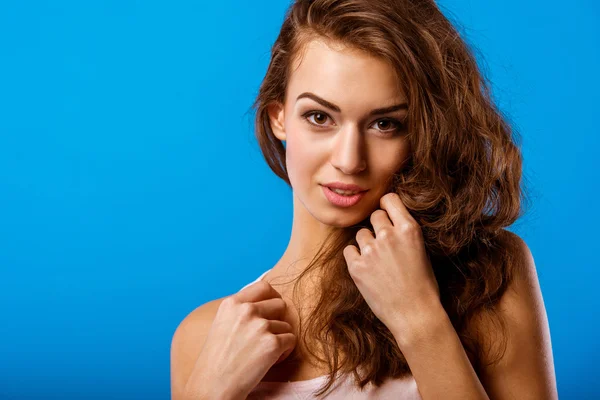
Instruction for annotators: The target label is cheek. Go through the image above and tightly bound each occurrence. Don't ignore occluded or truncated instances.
[284,124,319,187]
[369,141,411,184]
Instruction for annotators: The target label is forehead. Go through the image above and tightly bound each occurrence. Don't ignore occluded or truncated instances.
[287,39,406,110]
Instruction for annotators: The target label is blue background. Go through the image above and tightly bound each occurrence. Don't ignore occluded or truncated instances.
[0,1,597,399]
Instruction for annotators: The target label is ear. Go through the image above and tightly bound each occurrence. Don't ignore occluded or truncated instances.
[267,102,287,142]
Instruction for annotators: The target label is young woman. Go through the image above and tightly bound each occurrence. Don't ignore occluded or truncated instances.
[171,0,558,399]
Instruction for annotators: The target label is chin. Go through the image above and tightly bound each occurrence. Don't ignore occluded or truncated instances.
[314,208,370,228]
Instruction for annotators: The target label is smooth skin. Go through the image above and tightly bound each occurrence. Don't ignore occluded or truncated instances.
[171,38,557,399]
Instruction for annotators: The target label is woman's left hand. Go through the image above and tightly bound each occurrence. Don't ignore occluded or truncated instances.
[343,192,443,340]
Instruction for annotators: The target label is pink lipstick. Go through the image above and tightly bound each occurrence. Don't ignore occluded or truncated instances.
[321,185,368,207]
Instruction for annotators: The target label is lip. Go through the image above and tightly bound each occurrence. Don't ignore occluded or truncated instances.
[321,185,368,208]
[321,181,367,192]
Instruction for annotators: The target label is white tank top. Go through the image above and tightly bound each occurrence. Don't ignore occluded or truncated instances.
[239,270,423,399]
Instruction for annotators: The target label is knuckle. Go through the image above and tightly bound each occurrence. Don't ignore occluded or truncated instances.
[382,193,396,203]
[264,335,281,353]
[256,280,271,291]
[256,318,270,332]
[377,227,393,240]
[239,302,256,318]
[221,295,238,309]
[362,244,374,255]
[221,296,234,306]
[348,259,365,273]
[399,221,418,234]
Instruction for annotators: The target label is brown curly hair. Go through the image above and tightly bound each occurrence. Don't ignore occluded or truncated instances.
[250,0,531,396]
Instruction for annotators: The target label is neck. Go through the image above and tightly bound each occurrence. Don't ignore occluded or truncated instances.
[268,191,339,298]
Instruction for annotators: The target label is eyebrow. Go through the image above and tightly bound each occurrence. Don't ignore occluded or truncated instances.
[296,92,408,115]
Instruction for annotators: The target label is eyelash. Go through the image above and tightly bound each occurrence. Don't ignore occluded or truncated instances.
[301,110,405,136]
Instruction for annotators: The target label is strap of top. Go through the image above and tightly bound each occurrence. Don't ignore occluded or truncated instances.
[239,269,271,291]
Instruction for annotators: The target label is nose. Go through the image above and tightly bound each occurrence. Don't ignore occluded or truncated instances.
[330,125,367,175]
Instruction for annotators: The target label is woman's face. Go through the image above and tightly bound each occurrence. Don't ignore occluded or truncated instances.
[268,38,411,228]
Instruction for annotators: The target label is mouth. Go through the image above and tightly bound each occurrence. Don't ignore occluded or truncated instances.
[321,181,368,193]
[320,185,369,207]
[325,187,366,195]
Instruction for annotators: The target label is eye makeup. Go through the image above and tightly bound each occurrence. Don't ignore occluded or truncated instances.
[301,110,406,136]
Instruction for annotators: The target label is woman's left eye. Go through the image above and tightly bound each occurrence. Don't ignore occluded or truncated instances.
[302,111,404,135]
[372,119,403,134]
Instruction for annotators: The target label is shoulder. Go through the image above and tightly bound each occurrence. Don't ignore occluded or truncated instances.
[170,296,228,399]
[475,230,558,399]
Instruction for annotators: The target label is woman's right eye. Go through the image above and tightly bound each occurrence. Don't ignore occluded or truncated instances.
[303,111,333,127]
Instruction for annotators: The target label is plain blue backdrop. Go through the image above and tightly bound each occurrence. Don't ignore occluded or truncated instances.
[0,1,598,399]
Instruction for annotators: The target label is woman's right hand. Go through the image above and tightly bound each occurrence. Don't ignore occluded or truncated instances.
[184,280,297,399]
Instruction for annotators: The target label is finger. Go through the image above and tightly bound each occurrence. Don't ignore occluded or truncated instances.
[343,244,361,264]
[355,228,374,251]
[273,332,297,358]
[379,192,413,226]
[370,209,393,235]
[253,297,287,321]
[234,279,282,303]
[267,320,293,335]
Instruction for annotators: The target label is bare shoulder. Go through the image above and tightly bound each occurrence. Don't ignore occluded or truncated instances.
[476,230,558,399]
[170,296,228,399]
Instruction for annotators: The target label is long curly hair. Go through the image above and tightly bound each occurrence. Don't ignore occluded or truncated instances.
[250,0,531,396]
